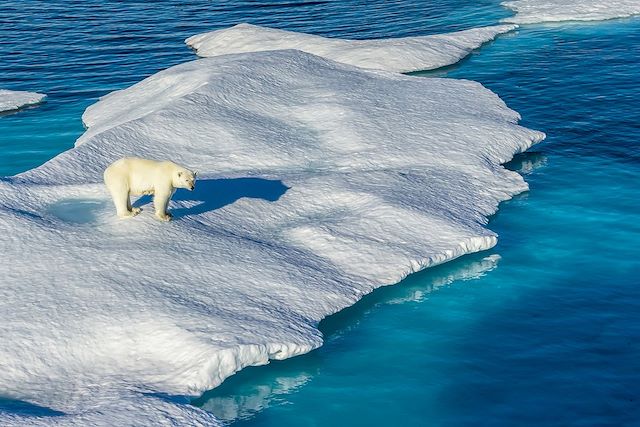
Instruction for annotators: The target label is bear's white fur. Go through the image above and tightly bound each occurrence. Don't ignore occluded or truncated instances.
[104,157,196,221]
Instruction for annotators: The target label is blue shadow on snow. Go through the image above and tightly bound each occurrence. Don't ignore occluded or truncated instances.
[134,177,289,218]
[0,397,65,417]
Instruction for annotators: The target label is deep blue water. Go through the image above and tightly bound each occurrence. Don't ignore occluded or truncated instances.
[1,1,639,426]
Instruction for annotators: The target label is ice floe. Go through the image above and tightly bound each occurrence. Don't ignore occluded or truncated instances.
[185,23,517,73]
[0,89,46,113]
[196,253,501,424]
[0,50,543,424]
[503,0,640,24]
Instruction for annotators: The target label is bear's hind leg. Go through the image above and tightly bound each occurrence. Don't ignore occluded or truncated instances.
[104,168,139,219]
[110,188,139,219]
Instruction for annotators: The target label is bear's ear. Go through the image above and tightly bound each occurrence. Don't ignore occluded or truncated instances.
[177,172,182,177]
[193,171,198,177]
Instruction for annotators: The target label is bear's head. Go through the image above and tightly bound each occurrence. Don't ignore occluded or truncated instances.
[174,168,197,191]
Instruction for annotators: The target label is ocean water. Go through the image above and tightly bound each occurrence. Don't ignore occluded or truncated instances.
[2,1,639,426]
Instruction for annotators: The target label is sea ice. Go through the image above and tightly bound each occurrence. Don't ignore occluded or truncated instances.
[197,253,501,424]
[185,23,517,73]
[0,89,46,113]
[502,0,640,24]
[0,50,543,425]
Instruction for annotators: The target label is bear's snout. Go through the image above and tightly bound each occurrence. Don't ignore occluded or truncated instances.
[189,184,195,191]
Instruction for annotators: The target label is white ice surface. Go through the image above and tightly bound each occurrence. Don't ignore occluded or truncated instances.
[185,23,517,73]
[503,0,640,24]
[0,50,543,425]
[0,89,46,113]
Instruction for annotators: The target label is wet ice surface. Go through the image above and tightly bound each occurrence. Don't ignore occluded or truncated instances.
[46,199,107,224]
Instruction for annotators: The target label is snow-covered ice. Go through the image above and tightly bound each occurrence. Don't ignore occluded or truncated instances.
[0,49,543,425]
[186,23,517,73]
[502,0,640,24]
[0,89,46,113]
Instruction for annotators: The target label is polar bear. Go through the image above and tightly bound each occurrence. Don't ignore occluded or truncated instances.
[104,157,196,221]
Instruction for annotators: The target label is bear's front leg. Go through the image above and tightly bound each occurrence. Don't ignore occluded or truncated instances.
[157,212,173,222]
[154,191,173,222]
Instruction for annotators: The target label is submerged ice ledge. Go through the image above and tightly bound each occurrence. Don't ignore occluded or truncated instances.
[1,49,543,425]
[0,89,46,113]
[196,253,502,423]
[502,0,640,24]
[186,23,517,73]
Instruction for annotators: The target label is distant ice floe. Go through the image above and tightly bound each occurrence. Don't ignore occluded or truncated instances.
[0,49,543,425]
[502,0,640,24]
[186,23,517,73]
[0,89,46,113]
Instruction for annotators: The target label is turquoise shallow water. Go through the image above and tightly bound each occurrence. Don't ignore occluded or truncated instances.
[1,1,639,425]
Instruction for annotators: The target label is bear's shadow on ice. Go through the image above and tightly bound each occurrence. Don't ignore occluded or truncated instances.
[0,397,65,417]
[133,177,289,218]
